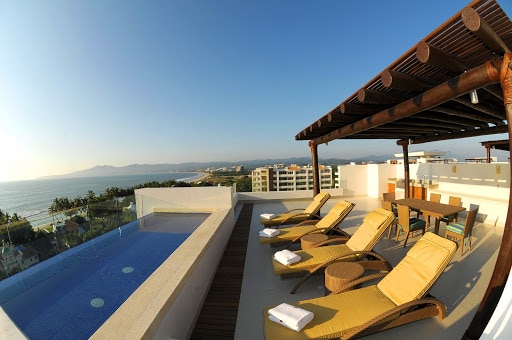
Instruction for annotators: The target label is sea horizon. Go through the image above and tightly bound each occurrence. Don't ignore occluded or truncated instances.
[0,172,203,219]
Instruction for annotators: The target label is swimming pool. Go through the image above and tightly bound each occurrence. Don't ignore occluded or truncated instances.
[0,212,209,340]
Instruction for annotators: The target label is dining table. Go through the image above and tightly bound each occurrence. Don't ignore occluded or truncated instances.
[393,197,466,235]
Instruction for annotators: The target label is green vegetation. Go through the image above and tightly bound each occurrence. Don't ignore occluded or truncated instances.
[0,172,252,281]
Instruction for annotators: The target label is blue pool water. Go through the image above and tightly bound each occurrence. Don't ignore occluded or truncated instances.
[0,213,208,340]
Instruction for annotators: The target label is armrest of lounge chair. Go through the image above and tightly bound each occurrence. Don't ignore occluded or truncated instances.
[343,296,447,339]
[273,214,316,228]
[286,230,349,247]
[287,219,321,228]
[281,208,307,214]
[291,250,392,294]
[308,235,351,247]
[329,272,389,295]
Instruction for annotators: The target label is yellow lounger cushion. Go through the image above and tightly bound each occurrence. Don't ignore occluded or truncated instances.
[377,232,457,306]
[264,286,397,339]
[259,225,318,245]
[345,207,393,251]
[272,244,358,275]
[259,200,355,245]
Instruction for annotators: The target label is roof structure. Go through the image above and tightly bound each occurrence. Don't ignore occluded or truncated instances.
[295,1,512,339]
[481,138,510,150]
[296,0,512,148]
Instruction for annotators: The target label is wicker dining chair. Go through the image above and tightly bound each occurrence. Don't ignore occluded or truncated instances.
[445,207,479,256]
[439,196,462,226]
[396,204,426,248]
[423,193,441,228]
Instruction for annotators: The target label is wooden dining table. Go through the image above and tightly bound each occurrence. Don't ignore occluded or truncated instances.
[393,197,466,235]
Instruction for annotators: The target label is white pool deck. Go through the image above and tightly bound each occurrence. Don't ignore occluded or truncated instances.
[235,195,505,339]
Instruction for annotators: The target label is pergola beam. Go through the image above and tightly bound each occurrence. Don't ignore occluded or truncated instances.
[416,41,467,74]
[310,59,502,146]
[462,7,510,54]
[411,125,508,144]
[381,69,436,92]
[430,105,505,125]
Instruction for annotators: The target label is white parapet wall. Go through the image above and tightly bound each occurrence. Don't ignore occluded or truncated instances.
[134,186,234,216]
[337,162,510,227]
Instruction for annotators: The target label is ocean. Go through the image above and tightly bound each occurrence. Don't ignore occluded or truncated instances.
[0,172,203,218]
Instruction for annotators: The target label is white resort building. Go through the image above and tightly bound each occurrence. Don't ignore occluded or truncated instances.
[251,164,333,192]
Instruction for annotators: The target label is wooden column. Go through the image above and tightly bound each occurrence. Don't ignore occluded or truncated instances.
[309,141,320,196]
[397,139,410,198]
[486,146,491,163]
[464,53,512,339]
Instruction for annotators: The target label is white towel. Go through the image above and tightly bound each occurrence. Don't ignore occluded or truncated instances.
[268,303,314,331]
[273,249,301,266]
[259,228,280,238]
[260,213,276,220]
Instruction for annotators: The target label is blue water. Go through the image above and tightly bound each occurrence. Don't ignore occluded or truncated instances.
[0,173,202,218]
[0,212,208,339]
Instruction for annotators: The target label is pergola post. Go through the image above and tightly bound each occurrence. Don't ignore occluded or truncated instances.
[397,139,410,198]
[464,53,512,339]
[309,141,320,196]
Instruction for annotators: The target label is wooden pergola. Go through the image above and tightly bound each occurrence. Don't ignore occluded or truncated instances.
[296,1,512,338]
[481,139,510,162]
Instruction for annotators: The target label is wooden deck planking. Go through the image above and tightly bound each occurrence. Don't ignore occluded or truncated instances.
[190,204,253,339]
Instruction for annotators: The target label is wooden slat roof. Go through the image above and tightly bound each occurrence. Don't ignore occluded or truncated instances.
[296,0,512,146]
[481,138,510,150]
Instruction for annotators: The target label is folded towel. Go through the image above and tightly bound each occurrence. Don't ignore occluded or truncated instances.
[259,228,280,238]
[260,213,276,220]
[268,303,314,331]
[273,249,301,266]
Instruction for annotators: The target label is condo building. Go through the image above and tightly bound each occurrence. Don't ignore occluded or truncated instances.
[251,164,333,192]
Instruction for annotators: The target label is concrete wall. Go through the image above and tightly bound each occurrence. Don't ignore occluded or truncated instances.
[337,163,399,198]
[236,188,344,203]
[337,162,510,227]
[135,186,234,216]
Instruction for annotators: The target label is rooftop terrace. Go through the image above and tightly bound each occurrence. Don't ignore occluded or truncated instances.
[193,195,504,339]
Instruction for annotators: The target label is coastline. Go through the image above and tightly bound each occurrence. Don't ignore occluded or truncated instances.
[188,172,210,183]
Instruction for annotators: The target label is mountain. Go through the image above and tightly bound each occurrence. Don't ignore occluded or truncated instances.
[39,155,398,179]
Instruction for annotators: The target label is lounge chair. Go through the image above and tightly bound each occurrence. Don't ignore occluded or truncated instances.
[271,208,395,292]
[259,200,355,248]
[260,191,330,227]
[264,232,457,339]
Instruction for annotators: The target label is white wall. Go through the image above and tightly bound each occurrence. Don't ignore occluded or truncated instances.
[135,186,233,216]
[337,162,510,227]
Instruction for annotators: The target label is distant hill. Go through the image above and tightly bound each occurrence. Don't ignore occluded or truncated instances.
[39,155,396,179]
[39,151,461,179]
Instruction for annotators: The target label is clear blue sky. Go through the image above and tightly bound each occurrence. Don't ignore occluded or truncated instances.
[1,0,511,182]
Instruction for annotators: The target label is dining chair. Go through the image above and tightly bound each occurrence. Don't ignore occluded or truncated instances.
[396,204,426,247]
[423,193,441,228]
[440,196,462,225]
[382,192,395,202]
[381,200,398,239]
[444,207,479,256]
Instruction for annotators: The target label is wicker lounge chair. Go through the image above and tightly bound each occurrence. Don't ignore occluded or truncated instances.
[260,191,330,227]
[259,200,355,248]
[264,232,457,339]
[271,208,395,293]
